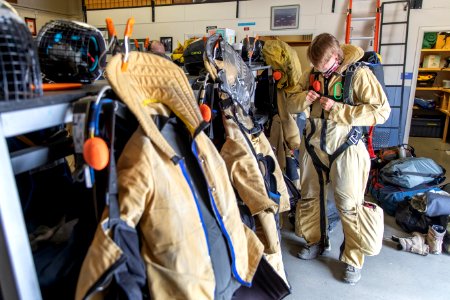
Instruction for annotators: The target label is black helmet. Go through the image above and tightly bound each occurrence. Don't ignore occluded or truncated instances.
[0,1,43,101]
[36,20,106,83]
[183,38,206,76]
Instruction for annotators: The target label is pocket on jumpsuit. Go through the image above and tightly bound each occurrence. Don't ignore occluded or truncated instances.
[357,202,384,256]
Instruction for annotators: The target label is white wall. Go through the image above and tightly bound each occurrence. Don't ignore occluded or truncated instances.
[85,0,449,143]
[6,0,448,75]
[87,0,338,49]
[12,0,83,34]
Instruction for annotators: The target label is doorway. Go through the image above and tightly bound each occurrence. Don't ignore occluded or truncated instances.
[408,26,450,144]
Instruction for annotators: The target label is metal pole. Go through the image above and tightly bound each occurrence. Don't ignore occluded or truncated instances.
[152,0,155,23]
[0,119,42,300]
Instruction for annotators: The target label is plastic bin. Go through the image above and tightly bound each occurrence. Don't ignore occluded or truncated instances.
[410,117,443,137]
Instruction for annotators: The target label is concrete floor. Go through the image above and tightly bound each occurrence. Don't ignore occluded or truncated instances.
[281,137,450,300]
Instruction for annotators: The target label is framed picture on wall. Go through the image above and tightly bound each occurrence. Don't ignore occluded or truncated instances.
[160,37,173,53]
[25,17,37,36]
[270,5,300,30]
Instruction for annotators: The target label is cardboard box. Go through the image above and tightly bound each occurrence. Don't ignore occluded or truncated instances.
[208,28,236,45]
[423,55,441,68]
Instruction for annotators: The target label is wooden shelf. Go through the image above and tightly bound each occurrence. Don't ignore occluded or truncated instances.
[421,49,450,52]
[419,68,450,72]
[415,87,450,92]
[416,87,443,91]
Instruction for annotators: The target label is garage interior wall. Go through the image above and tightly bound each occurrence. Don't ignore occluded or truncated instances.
[10,0,450,144]
[11,0,83,30]
[85,0,448,144]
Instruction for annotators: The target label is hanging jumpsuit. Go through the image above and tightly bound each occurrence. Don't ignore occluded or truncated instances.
[286,44,391,268]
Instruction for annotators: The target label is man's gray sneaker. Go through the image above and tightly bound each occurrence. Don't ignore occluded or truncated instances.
[297,242,324,260]
[343,264,361,285]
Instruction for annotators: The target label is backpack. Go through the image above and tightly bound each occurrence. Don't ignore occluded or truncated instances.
[371,144,416,169]
[309,51,387,157]
[395,200,448,234]
[342,51,388,105]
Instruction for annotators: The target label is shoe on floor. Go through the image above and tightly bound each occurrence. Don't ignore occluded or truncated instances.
[297,242,324,260]
[343,264,361,285]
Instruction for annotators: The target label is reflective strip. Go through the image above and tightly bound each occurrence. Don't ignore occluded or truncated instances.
[178,159,211,254]
[191,141,252,287]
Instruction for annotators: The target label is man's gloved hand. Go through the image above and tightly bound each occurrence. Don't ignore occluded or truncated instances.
[392,233,429,256]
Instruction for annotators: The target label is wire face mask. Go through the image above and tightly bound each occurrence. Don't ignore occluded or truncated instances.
[322,59,340,79]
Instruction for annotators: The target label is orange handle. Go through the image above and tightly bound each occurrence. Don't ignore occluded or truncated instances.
[124,17,135,38]
[105,18,117,38]
[313,80,321,92]
[134,39,140,49]
[144,37,150,49]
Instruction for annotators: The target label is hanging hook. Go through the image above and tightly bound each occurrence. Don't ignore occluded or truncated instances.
[121,17,135,72]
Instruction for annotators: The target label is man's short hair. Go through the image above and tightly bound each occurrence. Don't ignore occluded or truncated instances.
[149,40,165,55]
[307,33,343,67]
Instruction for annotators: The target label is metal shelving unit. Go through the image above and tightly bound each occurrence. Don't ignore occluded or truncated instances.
[0,84,104,300]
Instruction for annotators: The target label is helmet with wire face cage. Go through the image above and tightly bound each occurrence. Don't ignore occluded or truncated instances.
[0,1,43,101]
[36,20,106,83]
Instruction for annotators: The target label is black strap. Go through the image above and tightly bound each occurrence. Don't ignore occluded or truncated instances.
[343,63,362,105]
[269,70,276,116]
[194,121,210,139]
[304,119,330,182]
[320,78,330,119]
[312,156,327,251]
[219,97,233,110]
[207,83,215,139]
[104,101,120,223]
[329,126,363,166]
[386,171,443,178]
[303,120,328,250]
[320,118,327,152]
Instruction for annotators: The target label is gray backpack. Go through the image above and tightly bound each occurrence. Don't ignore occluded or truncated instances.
[380,157,445,188]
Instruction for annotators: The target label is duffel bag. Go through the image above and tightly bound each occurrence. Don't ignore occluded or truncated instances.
[380,157,445,188]
[367,169,440,216]
[410,189,450,217]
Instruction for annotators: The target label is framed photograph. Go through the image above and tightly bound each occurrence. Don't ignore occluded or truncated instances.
[160,37,173,53]
[25,17,37,36]
[129,41,144,52]
[270,5,300,30]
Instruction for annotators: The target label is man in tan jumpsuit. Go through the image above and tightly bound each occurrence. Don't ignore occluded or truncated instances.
[286,33,391,284]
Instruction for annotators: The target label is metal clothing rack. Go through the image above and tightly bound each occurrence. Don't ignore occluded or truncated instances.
[0,83,105,300]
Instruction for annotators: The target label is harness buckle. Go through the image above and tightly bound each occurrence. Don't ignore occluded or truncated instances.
[347,127,362,145]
